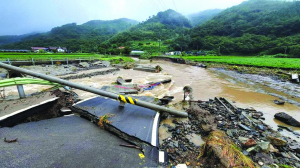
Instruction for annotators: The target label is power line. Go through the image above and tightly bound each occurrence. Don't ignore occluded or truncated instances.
[172,0,178,11]
[161,0,168,10]
[156,0,167,11]
[150,0,162,12]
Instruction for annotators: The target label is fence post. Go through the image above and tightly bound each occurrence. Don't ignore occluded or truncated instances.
[32,58,35,66]
[79,58,81,63]
[17,85,25,98]
[51,58,53,66]
[66,58,68,66]
[7,58,11,65]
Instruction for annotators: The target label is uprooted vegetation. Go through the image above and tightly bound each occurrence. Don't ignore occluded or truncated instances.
[199,131,255,168]
[98,114,113,128]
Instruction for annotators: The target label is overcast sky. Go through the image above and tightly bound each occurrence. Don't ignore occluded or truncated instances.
[0,0,246,36]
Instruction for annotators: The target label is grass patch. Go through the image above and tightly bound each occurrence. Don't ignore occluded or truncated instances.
[0,53,102,61]
[99,56,135,63]
[0,53,135,63]
[168,55,300,70]
[278,165,293,168]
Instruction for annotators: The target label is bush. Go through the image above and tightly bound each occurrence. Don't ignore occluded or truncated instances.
[289,45,300,58]
[274,54,289,58]
[140,53,152,59]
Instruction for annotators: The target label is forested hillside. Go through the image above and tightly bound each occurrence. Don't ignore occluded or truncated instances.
[1,18,138,52]
[190,0,300,56]
[101,9,192,54]
[2,0,300,57]
[187,9,223,26]
[0,32,41,46]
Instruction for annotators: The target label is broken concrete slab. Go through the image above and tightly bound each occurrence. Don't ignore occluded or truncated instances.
[72,96,160,147]
[78,62,90,68]
[0,115,158,167]
[133,65,162,73]
[117,77,125,85]
[59,68,120,80]
[101,84,139,94]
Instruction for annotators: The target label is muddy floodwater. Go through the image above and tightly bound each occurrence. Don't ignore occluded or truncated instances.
[2,59,300,139]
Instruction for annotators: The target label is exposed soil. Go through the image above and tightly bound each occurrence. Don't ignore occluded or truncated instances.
[0,89,79,126]
[0,91,57,118]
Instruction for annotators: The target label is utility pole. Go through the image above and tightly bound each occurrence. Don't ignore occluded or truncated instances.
[159,39,161,56]
[158,32,161,56]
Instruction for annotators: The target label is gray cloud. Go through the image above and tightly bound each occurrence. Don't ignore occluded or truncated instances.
[0,0,246,35]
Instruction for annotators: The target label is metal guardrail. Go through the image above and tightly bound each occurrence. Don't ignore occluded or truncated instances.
[0,62,188,117]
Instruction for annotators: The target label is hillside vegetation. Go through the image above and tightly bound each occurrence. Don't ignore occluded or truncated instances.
[102,9,192,54]
[1,0,300,57]
[1,18,139,53]
[0,32,41,46]
[190,0,300,56]
[187,9,223,26]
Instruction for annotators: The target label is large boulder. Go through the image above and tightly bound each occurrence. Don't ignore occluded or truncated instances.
[274,112,300,127]
[267,136,287,147]
[79,62,90,68]
[102,61,110,67]
[247,142,270,153]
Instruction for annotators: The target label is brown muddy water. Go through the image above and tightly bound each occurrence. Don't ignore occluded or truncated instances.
[2,59,300,142]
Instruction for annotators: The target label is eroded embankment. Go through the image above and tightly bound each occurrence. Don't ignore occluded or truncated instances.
[0,89,77,127]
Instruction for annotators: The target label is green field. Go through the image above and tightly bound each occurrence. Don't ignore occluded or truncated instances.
[172,56,300,70]
[0,53,101,61]
[0,53,134,63]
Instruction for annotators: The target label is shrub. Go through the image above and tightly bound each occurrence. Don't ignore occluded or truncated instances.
[289,45,300,58]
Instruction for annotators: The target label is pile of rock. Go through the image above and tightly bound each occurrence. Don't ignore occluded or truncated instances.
[78,61,110,69]
[160,99,300,167]
[197,99,300,167]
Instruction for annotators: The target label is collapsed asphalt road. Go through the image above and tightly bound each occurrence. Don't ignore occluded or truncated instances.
[0,115,154,168]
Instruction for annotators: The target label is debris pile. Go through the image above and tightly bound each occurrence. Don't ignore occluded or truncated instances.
[160,98,300,167]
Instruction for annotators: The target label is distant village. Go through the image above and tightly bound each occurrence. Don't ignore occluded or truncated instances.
[0,46,67,53]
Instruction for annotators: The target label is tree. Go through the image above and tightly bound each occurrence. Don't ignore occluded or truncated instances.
[123,46,132,55]
[173,35,191,52]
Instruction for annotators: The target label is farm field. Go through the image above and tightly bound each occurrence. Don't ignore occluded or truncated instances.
[0,53,134,63]
[172,56,300,70]
[0,53,101,61]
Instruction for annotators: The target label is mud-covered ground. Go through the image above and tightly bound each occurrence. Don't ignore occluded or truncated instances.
[212,68,300,106]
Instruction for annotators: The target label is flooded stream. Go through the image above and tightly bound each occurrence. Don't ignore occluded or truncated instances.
[2,59,300,140]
